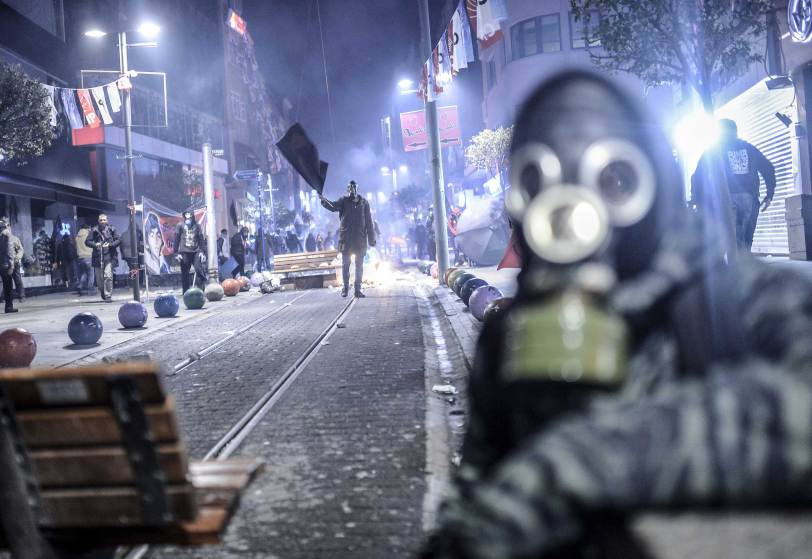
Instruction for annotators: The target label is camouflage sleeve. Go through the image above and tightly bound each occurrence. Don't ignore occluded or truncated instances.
[430,265,812,559]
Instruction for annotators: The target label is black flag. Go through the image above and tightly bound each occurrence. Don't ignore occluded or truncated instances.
[275,123,328,195]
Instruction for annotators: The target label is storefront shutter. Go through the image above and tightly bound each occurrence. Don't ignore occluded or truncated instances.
[717,85,795,255]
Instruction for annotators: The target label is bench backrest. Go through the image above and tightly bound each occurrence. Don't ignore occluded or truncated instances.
[0,362,196,529]
[273,249,339,272]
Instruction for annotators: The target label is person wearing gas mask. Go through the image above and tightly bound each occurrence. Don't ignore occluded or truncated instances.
[85,214,121,302]
[422,71,812,559]
[320,180,376,297]
[173,210,207,292]
[0,219,17,313]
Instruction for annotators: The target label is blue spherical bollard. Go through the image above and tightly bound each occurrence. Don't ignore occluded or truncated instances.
[461,278,488,307]
[118,301,148,329]
[68,312,103,345]
[153,293,180,318]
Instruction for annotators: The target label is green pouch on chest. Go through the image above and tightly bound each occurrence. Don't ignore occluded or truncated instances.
[504,291,628,386]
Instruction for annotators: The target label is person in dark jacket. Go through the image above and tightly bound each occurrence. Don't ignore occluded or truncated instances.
[284,229,303,253]
[0,219,17,313]
[305,232,316,252]
[85,214,120,302]
[173,210,207,292]
[55,232,78,288]
[320,180,376,297]
[217,229,229,264]
[230,226,249,278]
[691,118,776,251]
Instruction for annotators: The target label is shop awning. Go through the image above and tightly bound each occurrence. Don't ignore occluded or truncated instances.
[0,172,116,212]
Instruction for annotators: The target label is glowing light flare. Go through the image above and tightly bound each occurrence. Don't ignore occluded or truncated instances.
[137,22,161,37]
[570,202,603,244]
[673,111,721,162]
[84,29,107,38]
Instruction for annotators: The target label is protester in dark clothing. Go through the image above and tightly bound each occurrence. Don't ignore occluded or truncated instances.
[285,230,303,253]
[230,226,249,278]
[217,229,229,264]
[425,211,436,261]
[691,118,776,251]
[85,214,120,302]
[173,210,207,292]
[320,180,376,297]
[315,233,324,251]
[305,232,316,252]
[414,218,427,259]
[324,232,334,250]
[55,232,77,288]
[0,219,17,313]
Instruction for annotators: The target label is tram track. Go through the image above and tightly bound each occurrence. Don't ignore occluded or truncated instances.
[120,295,357,559]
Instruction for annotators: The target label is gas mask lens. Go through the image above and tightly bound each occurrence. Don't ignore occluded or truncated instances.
[523,185,609,264]
[579,139,655,227]
[507,143,562,220]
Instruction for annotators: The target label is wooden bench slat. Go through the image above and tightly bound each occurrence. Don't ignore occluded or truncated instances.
[0,362,167,408]
[39,485,197,527]
[31,443,188,487]
[18,398,179,448]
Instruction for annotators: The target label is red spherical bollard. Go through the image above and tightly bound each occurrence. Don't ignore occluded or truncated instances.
[0,328,37,368]
[238,276,250,291]
[222,278,240,297]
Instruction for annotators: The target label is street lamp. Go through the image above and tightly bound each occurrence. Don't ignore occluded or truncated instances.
[85,23,160,302]
[399,164,408,174]
[398,77,419,96]
[380,166,391,175]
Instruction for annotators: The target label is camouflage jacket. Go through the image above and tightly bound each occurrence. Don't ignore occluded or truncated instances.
[425,221,812,558]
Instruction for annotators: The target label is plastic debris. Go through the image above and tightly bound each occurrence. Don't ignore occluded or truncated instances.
[432,384,458,395]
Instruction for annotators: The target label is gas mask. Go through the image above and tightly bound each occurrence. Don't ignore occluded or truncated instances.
[0,221,6,234]
[347,181,358,198]
[183,212,193,226]
[503,71,684,388]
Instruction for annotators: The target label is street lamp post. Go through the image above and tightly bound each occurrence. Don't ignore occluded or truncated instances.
[118,31,140,301]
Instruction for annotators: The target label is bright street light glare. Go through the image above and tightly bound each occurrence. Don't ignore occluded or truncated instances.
[380,166,391,175]
[398,78,414,89]
[137,22,161,37]
[673,111,720,163]
[399,165,408,173]
[84,29,107,38]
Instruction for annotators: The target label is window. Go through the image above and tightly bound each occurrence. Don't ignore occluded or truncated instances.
[229,91,246,122]
[511,14,561,60]
[570,10,601,49]
[487,59,497,90]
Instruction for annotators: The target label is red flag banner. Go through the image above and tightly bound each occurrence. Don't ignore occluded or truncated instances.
[76,89,101,128]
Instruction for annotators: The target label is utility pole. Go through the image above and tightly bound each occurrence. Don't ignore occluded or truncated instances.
[202,143,218,284]
[119,31,141,301]
[256,173,267,273]
[418,0,450,284]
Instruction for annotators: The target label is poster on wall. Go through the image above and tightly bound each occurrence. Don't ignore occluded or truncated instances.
[141,197,207,275]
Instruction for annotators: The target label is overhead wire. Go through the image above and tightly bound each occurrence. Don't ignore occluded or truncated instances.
[315,0,337,146]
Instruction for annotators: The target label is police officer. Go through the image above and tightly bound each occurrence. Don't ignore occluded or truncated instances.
[423,71,812,558]
[173,210,207,292]
[320,180,376,297]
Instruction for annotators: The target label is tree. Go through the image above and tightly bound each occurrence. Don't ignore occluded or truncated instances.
[570,0,771,111]
[0,63,55,163]
[465,126,513,191]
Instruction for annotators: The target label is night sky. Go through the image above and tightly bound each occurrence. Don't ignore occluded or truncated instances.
[244,0,453,198]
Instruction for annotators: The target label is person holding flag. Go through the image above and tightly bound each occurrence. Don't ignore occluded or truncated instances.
[320,181,376,298]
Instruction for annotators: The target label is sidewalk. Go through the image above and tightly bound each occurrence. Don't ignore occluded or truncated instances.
[0,286,269,368]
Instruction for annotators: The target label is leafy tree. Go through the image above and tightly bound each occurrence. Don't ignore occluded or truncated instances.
[465,126,513,191]
[273,201,295,229]
[0,63,55,163]
[570,0,772,110]
[392,182,431,215]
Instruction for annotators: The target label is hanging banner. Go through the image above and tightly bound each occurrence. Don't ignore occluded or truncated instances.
[400,105,461,152]
[466,0,507,49]
[141,197,207,275]
[106,83,122,113]
[76,89,101,128]
[91,86,113,124]
[60,89,84,130]
[41,85,58,127]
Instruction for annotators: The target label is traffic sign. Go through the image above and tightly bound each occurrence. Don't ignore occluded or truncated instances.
[233,169,262,181]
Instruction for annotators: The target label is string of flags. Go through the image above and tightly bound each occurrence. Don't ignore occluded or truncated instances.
[419,0,508,102]
[35,74,134,132]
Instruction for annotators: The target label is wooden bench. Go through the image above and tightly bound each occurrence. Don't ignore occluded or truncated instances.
[272,249,340,289]
[0,361,261,557]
